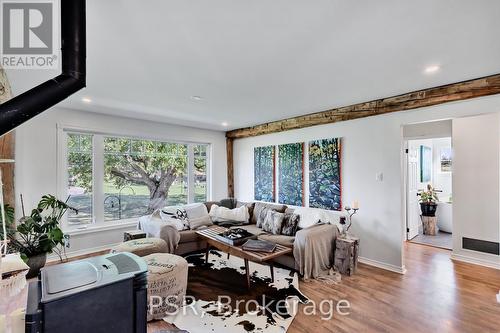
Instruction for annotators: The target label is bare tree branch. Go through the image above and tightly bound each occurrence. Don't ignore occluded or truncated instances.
[110,168,150,186]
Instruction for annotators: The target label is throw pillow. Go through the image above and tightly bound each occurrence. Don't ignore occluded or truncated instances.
[184,203,209,220]
[262,210,285,235]
[184,203,212,230]
[256,207,269,228]
[160,206,189,230]
[251,202,287,225]
[209,204,249,223]
[188,215,213,230]
[281,213,300,236]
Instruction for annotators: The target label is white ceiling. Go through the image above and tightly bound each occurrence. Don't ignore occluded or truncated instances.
[7,0,500,131]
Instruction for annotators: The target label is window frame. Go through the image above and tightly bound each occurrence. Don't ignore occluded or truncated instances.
[57,124,212,231]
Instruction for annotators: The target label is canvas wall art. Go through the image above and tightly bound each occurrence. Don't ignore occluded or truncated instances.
[254,146,275,202]
[440,148,452,172]
[278,143,304,206]
[309,138,342,210]
[420,145,432,182]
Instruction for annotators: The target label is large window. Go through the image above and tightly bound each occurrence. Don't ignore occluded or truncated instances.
[64,131,210,226]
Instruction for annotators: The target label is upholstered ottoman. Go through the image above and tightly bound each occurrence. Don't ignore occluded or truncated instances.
[143,253,188,321]
[111,238,168,257]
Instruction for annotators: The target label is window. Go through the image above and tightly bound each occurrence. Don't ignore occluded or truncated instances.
[67,133,93,225]
[64,131,210,226]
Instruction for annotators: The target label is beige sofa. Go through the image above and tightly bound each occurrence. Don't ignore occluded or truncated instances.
[169,200,338,270]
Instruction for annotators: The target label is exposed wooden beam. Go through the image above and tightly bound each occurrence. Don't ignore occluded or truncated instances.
[226,73,500,139]
[226,137,234,198]
[0,67,15,208]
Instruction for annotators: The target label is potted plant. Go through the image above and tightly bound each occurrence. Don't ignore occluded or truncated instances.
[418,184,439,217]
[7,195,77,278]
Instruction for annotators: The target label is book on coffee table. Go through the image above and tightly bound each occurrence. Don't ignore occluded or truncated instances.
[242,239,277,253]
[214,228,257,246]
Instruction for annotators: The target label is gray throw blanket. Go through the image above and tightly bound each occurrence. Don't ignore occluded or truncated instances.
[293,223,341,282]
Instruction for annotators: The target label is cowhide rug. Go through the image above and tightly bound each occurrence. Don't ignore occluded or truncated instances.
[164,250,309,333]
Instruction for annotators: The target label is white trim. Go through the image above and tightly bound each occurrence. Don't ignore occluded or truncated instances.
[57,122,212,146]
[93,135,104,224]
[64,219,138,236]
[451,252,500,270]
[47,242,121,263]
[359,256,407,275]
[187,144,195,203]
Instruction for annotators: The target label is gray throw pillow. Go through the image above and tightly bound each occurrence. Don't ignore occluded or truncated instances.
[281,213,300,236]
[262,210,285,235]
[256,207,268,228]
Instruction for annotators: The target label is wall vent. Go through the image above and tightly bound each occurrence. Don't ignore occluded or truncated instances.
[462,237,499,255]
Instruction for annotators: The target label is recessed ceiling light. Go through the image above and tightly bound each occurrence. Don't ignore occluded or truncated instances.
[221,122,228,127]
[190,95,203,101]
[81,97,92,103]
[424,65,440,74]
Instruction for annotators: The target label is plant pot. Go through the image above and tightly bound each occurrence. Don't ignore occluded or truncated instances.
[26,253,47,279]
[420,202,438,217]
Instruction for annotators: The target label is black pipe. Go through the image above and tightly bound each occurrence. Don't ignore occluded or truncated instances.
[0,0,86,136]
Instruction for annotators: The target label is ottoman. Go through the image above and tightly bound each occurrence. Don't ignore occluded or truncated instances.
[144,253,188,321]
[111,238,168,257]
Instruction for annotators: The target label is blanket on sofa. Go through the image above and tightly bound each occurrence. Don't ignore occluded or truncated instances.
[138,212,181,253]
[293,223,341,283]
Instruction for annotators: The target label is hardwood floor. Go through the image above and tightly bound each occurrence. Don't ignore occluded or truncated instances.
[148,242,500,333]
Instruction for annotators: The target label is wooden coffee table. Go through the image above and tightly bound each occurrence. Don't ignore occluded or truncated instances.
[196,226,292,288]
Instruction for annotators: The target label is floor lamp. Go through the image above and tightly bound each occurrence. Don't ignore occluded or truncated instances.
[0,158,14,256]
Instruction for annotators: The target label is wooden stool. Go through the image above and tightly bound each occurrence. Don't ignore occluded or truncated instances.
[421,216,438,235]
[334,235,360,276]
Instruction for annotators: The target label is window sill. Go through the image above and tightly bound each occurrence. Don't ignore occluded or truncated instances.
[64,219,139,236]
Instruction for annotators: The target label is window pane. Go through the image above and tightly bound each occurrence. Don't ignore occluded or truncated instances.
[104,137,188,220]
[194,144,208,203]
[67,133,93,225]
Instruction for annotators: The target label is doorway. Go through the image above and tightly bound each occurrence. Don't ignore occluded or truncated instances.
[405,137,453,250]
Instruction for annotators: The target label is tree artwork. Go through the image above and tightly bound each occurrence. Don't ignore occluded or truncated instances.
[278,143,304,206]
[254,146,275,202]
[308,138,342,210]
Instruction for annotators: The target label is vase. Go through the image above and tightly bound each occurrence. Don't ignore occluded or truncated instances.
[420,202,438,217]
[26,253,47,279]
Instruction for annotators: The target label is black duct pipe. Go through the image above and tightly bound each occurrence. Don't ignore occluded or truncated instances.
[0,0,86,136]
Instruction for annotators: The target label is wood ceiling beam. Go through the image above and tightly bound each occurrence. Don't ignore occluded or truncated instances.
[226,73,500,139]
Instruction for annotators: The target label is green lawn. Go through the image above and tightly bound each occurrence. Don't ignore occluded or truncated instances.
[103,181,206,201]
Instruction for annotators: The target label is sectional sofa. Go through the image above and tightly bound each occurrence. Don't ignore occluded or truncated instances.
[140,199,343,271]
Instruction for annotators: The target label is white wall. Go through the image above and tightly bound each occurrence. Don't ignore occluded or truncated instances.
[452,113,500,268]
[14,106,228,257]
[233,95,500,272]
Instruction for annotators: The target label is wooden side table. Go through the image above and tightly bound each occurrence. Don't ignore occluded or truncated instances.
[124,229,147,242]
[334,235,360,276]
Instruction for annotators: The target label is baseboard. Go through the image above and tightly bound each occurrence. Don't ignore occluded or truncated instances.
[451,252,500,270]
[359,256,407,275]
[47,242,120,263]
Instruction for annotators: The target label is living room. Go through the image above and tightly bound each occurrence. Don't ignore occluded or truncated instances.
[1,1,500,333]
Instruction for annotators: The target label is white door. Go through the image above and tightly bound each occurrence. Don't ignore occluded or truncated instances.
[407,147,420,240]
